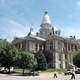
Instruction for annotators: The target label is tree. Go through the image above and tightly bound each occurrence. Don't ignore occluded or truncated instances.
[16,51,37,75]
[36,50,48,70]
[73,50,80,67]
[0,39,18,73]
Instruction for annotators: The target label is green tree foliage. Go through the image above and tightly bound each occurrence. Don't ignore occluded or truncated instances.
[16,51,37,75]
[73,50,80,67]
[0,39,18,73]
[36,50,48,70]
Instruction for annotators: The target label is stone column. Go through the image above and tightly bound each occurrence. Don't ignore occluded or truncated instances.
[55,40,58,50]
[73,45,75,51]
[55,52,60,68]
[29,41,33,51]
[33,42,35,51]
[70,44,71,51]
[61,53,66,69]
[67,42,68,51]
[61,42,66,69]
[29,41,31,51]
[25,40,29,51]
[37,44,39,51]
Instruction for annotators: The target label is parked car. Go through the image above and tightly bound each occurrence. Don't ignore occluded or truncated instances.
[75,68,80,74]
[64,68,80,75]
[0,67,14,73]
[64,69,72,75]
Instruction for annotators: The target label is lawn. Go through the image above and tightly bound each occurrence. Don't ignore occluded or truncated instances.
[14,68,31,74]
[45,68,65,72]
[14,68,65,73]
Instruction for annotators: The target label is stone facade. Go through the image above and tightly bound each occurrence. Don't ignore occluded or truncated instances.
[12,11,80,69]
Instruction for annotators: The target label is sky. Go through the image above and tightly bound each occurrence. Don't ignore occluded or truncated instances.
[0,0,80,41]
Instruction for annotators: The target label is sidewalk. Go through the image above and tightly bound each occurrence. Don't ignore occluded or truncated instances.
[37,72,65,79]
[0,72,71,80]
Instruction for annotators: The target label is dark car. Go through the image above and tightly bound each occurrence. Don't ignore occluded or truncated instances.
[75,68,80,74]
[64,70,72,75]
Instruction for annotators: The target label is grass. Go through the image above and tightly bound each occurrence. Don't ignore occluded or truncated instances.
[14,68,65,73]
[14,68,31,74]
[45,68,65,72]
[0,67,65,75]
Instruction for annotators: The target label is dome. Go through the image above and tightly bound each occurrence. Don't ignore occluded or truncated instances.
[42,11,51,24]
[53,26,61,31]
[53,26,61,36]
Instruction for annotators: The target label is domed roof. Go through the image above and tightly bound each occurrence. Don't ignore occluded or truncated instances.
[42,11,51,24]
[53,26,61,31]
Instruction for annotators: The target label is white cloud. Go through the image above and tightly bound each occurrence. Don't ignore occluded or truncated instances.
[0,18,31,41]
[76,1,80,7]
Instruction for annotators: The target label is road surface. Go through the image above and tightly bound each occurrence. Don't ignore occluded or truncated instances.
[0,72,80,80]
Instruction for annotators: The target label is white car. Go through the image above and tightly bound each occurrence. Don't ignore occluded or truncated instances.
[0,67,14,73]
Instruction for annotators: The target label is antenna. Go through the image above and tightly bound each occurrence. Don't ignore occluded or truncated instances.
[30,24,33,32]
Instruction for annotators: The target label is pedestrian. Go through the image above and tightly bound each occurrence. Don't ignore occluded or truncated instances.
[70,70,75,80]
[54,72,57,78]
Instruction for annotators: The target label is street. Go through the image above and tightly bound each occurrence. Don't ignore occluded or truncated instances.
[0,72,80,80]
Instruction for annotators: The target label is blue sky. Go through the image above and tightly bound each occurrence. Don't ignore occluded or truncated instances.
[0,0,80,41]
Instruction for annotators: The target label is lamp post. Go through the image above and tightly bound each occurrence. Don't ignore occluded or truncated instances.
[32,62,35,76]
[32,58,37,76]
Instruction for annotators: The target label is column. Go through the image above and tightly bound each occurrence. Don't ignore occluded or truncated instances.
[55,40,58,50]
[61,42,66,69]
[37,44,39,51]
[67,42,68,51]
[73,45,75,51]
[55,52,60,68]
[29,41,33,51]
[25,40,28,51]
[62,53,66,69]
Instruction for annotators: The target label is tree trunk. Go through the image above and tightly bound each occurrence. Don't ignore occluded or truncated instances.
[22,68,25,76]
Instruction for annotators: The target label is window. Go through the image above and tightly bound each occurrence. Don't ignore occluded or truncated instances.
[50,41,53,50]
[68,43,70,51]
[64,42,67,48]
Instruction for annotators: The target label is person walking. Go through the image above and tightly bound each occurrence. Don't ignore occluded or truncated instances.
[54,72,57,78]
[70,69,75,80]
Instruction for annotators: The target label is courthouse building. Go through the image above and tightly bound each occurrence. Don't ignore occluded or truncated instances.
[12,11,80,69]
